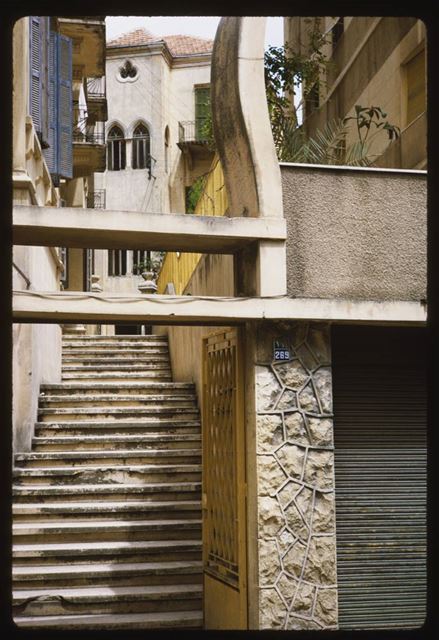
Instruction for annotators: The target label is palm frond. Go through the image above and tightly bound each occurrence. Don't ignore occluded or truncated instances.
[305,118,349,165]
[343,140,374,167]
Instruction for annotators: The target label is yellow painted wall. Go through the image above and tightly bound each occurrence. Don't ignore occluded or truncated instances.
[157,155,228,294]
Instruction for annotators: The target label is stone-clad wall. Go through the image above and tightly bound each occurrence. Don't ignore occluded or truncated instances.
[255,322,338,630]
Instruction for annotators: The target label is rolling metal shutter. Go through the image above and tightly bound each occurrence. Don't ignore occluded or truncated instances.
[332,326,427,630]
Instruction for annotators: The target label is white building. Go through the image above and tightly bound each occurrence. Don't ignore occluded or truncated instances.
[93,28,214,319]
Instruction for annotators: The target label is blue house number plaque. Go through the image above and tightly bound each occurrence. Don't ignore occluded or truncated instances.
[273,340,291,362]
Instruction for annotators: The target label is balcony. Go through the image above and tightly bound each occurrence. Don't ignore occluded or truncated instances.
[72,104,106,177]
[86,77,107,123]
[86,189,106,209]
[178,121,210,145]
[57,17,106,78]
[177,121,214,174]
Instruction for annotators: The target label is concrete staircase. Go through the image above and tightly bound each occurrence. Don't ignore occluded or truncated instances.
[13,334,203,630]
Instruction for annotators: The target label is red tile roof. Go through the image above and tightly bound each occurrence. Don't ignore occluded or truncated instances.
[107,28,213,56]
[162,34,213,56]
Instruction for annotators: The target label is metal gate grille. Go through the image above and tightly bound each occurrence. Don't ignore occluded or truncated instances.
[203,329,244,588]
[332,326,427,630]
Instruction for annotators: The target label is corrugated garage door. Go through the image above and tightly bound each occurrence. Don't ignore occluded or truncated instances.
[332,326,427,630]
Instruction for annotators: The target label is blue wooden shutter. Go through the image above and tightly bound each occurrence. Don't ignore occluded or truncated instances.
[57,34,73,179]
[40,17,50,146]
[43,30,58,177]
[29,17,42,134]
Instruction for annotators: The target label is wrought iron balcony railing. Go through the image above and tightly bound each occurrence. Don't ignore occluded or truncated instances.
[73,104,105,145]
[178,120,210,144]
[86,76,106,100]
[86,189,106,209]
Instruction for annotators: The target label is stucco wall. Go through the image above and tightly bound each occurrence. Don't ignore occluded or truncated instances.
[281,164,426,301]
[101,53,211,217]
[13,245,62,453]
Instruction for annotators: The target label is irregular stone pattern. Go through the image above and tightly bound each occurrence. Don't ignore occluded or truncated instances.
[256,322,338,630]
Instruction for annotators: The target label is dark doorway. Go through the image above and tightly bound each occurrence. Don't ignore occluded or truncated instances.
[115,324,152,335]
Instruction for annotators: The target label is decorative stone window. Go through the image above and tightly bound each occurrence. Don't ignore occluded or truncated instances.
[132,123,151,173]
[107,125,126,171]
[118,59,138,82]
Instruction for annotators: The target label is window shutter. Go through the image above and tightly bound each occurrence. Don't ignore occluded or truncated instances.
[29,17,42,134]
[43,30,58,177]
[195,87,210,141]
[40,17,50,146]
[57,34,73,179]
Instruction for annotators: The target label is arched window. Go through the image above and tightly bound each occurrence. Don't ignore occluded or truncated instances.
[132,123,151,171]
[164,126,170,173]
[107,125,126,171]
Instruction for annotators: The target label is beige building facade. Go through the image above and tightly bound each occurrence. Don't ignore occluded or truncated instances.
[92,29,214,313]
[284,16,426,169]
[12,16,107,451]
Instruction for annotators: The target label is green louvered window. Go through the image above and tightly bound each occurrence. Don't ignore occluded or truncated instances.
[195,86,210,142]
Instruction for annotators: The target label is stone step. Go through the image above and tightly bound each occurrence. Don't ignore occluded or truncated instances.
[13,464,202,485]
[39,394,197,408]
[15,449,202,467]
[13,609,203,630]
[13,584,202,617]
[62,347,169,355]
[34,420,201,437]
[13,539,201,565]
[62,358,171,366]
[62,360,171,369]
[13,330,205,628]
[13,482,201,503]
[61,372,173,381]
[13,559,203,589]
[13,500,201,521]
[62,347,169,362]
[38,407,199,422]
[41,382,195,393]
[62,337,168,344]
[12,539,202,564]
[62,335,168,342]
[32,433,201,452]
[13,518,202,544]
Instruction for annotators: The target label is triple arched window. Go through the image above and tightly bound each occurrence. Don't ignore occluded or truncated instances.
[107,125,126,171]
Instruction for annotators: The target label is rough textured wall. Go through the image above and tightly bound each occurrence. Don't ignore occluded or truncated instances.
[281,165,426,301]
[255,321,338,630]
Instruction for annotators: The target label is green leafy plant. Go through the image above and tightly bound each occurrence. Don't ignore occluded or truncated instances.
[185,174,208,213]
[264,27,400,166]
[279,106,400,167]
[132,252,164,275]
[197,21,401,170]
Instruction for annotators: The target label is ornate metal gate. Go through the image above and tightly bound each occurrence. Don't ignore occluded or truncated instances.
[202,328,247,629]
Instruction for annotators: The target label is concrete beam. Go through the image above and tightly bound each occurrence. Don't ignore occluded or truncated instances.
[13,290,427,326]
[13,206,287,253]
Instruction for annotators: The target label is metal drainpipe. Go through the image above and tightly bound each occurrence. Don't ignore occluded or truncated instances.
[13,262,31,289]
